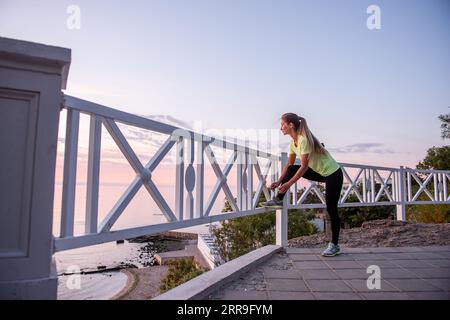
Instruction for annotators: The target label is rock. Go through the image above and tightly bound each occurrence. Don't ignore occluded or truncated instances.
[289,219,450,248]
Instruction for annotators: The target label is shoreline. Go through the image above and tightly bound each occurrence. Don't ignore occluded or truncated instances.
[56,231,196,300]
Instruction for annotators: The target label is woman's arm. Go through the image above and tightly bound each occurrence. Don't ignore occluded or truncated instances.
[287,153,309,185]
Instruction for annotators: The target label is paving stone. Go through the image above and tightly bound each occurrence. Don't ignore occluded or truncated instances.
[349,254,386,261]
[421,279,450,292]
[379,268,418,279]
[356,260,400,268]
[386,279,443,292]
[313,292,363,300]
[392,259,436,268]
[380,253,417,260]
[405,292,450,300]
[266,278,309,292]
[387,247,426,253]
[262,269,301,279]
[268,291,315,300]
[324,260,364,269]
[360,292,411,300]
[305,279,354,292]
[346,279,400,292]
[431,252,450,259]
[216,289,269,300]
[407,267,450,279]
[339,247,376,254]
[418,246,450,252]
[289,254,321,261]
[298,269,340,280]
[424,259,450,268]
[334,268,372,280]
[365,247,407,253]
[285,247,316,254]
[407,252,447,260]
[293,261,330,270]
[319,254,357,261]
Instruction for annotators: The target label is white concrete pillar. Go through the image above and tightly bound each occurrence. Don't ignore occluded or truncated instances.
[0,37,71,299]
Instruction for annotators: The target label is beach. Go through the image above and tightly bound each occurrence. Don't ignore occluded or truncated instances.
[55,225,210,300]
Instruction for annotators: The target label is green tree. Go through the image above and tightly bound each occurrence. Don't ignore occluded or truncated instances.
[438,111,450,139]
[417,146,450,171]
[409,111,450,223]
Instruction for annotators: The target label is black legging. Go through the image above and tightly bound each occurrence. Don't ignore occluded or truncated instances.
[276,165,344,245]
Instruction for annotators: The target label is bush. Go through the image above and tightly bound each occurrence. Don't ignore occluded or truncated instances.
[339,181,396,228]
[159,258,206,293]
[407,204,450,224]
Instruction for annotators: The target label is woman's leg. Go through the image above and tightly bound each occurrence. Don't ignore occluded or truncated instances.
[325,168,344,245]
[275,165,300,200]
[277,166,325,200]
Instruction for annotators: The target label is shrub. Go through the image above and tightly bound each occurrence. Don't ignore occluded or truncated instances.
[159,258,206,293]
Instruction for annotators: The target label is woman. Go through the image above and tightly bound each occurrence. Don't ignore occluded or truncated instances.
[262,113,344,257]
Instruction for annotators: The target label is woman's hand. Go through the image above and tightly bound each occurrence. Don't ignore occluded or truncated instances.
[278,182,292,194]
[269,181,281,190]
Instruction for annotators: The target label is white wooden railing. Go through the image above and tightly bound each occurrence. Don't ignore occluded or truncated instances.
[54,95,450,252]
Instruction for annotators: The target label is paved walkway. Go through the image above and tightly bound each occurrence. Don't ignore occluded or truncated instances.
[207,246,450,300]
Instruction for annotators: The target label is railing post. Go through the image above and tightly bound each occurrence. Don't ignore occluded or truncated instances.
[276,152,288,247]
[0,37,71,299]
[396,166,407,221]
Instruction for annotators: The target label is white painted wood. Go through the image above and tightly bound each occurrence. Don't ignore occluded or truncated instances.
[434,173,438,201]
[185,137,195,220]
[175,137,184,221]
[99,135,177,232]
[252,155,271,207]
[60,109,79,238]
[362,168,367,203]
[396,166,407,221]
[196,141,205,218]
[102,117,144,174]
[311,183,327,204]
[204,149,238,216]
[143,179,177,222]
[99,178,143,232]
[85,115,102,234]
[55,206,271,252]
[410,171,434,201]
[236,151,244,211]
[407,171,412,201]
[443,174,448,202]
[340,167,364,203]
[206,147,239,212]
[373,170,394,202]
[63,95,279,159]
[247,148,253,210]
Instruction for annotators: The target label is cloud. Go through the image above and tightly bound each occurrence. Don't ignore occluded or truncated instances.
[328,143,395,154]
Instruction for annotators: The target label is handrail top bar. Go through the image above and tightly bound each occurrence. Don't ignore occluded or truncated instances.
[337,162,399,172]
[63,95,280,160]
[404,167,450,174]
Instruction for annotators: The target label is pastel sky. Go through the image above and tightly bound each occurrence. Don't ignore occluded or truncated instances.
[1,0,449,173]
